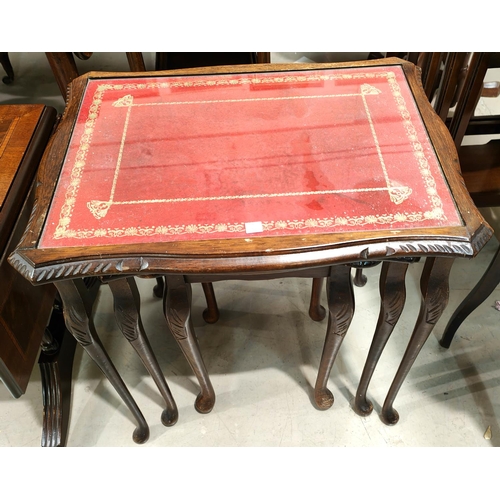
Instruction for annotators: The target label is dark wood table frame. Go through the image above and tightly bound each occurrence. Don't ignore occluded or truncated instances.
[9,60,492,443]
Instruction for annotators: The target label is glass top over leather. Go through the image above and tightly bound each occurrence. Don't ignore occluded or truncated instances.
[39,65,462,249]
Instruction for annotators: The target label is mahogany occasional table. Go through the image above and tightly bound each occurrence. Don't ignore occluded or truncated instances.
[1,104,57,400]
[9,59,492,442]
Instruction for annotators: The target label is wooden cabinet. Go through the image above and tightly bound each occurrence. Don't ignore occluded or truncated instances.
[0,105,57,397]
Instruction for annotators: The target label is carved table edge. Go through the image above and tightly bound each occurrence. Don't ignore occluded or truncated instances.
[7,235,488,286]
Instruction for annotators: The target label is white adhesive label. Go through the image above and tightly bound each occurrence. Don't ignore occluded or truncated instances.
[245,221,263,234]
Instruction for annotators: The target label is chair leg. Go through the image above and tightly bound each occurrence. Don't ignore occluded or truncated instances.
[155,53,168,71]
[126,53,146,72]
[257,52,271,64]
[440,244,500,348]
[45,52,79,99]
[0,52,14,84]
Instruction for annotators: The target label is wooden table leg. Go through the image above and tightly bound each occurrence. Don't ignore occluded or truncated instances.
[353,261,409,416]
[353,268,367,287]
[380,257,454,425]
[201,282,220,324]
[55,278,150,444]
[314,265,355,409]
[153,277,164,298]
[39,300,76,447]
[38,278,100,447]
[108,277,178,427]
[164,275,215,413]
[154,277,220,324]
[309,277,326,321]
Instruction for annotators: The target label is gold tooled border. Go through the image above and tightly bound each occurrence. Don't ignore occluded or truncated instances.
[52,70,450,242]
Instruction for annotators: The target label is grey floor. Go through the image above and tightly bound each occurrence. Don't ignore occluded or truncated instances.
[1,53,500,449]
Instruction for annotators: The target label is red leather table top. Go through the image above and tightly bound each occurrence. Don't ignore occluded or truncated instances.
[40,65,462,249]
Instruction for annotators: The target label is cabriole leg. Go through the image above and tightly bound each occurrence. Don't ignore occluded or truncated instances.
[164,275,215,413]
[108,277,178,427]
[353,268,367,287]
[381,257,454,425]
[354,261,409,416]
[55,279,149,444]
[153,277,164,298]
[154,278,219,324]
[314,265,354,409]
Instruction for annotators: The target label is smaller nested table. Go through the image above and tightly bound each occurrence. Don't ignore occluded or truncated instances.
[9,59,492,443]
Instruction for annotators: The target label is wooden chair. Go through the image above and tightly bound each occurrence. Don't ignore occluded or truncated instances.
[429,52,500,348]
[46,52,271,99]
[154,52,270,70]
[46,52,147,98]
